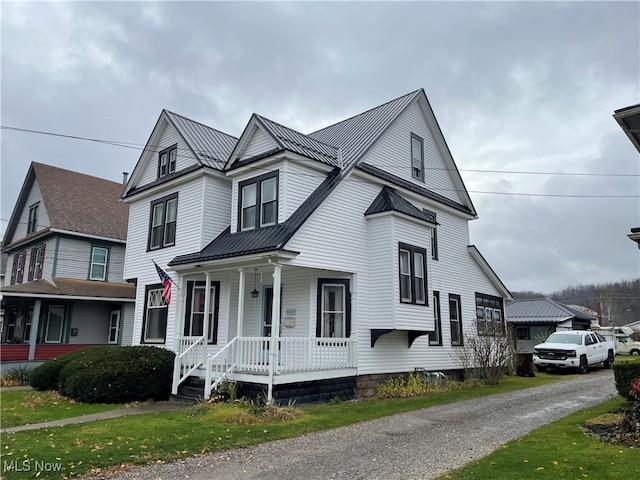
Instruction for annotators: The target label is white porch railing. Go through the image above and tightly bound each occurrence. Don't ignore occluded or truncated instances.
[172,335,206,395]
[203,336,357,399]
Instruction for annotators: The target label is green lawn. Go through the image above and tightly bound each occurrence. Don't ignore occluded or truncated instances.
[0,390,121,429]
[0,373,618,480]
[436,399,639,480]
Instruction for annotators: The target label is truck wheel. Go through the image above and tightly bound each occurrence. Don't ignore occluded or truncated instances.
[630,349,640,356]
[603,351,614,369]
[578,356,588,374]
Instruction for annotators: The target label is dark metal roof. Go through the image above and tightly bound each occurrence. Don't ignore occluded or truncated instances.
[254,115,339,167]
[365,186,437,225]
[613,103,640,153]
[309,90,421,168]
[357,162,474,215]
[165,110,238,170]
[505,298,594,324]
[170,168,343,266]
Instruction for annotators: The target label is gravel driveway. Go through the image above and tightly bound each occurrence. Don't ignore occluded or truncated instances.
[83,369,617,480]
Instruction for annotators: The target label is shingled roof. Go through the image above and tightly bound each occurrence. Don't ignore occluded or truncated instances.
[2,162,130,247]
[1,277,135,299]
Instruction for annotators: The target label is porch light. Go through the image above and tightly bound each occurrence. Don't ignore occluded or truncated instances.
[251,268,259,298]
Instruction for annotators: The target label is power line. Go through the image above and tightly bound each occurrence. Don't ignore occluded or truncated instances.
[3,124,639,178]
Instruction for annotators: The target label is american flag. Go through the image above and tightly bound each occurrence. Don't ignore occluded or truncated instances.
[153,261,173,305]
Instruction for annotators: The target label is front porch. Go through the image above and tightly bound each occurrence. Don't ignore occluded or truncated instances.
[169,259,358,401]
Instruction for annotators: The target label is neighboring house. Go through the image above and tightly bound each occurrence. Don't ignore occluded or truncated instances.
[0,162,135,368]
[613,104,640,248]
[506,298,594,353]
[122,89,512,403]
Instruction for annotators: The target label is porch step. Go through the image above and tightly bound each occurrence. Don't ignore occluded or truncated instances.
[173,377,205,403]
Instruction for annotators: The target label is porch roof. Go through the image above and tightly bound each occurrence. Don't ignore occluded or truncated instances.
[169,167,342,266]
[1,277,135,299]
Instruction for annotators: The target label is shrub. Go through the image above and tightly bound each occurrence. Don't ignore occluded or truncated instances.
[376,372,469,399]
[58,346,175,403]
[29,347,109,391]
[612,358,640,400]
[2,364,34,386]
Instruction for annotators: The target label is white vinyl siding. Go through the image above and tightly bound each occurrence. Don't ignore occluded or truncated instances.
[241,126,278,159]
[362,101,464,205]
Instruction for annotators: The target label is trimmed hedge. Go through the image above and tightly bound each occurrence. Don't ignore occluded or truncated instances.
[58,346,175,403]
[29,346,175,403]
[612,357,640,400]
[29,346,116,391]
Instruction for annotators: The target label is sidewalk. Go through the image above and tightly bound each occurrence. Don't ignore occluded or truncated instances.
[1,401,188,434]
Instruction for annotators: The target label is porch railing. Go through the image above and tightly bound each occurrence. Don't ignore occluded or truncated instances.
[172,335,206,395]
[203,336,357,399]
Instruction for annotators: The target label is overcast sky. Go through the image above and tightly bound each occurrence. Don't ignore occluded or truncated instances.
[1,1,639,294]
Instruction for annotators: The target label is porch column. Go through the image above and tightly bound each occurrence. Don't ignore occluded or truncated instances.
[237,268,245,338]
[28,300,41,361]
[202,272,212,346]
[267,263,282,403]
[173,274,187,352]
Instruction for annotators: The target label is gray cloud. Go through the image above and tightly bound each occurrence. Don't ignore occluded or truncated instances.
[2,0,638,292]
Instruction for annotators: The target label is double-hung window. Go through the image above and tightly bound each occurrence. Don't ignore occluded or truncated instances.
[11,251,26,285]
[158,145,177,178]
[89,246,109,281]
[475,294,505,336]
[184,281,220,343]
[142,284,168,343]
[238,171,279,231]
[28,244,45,281]
[449,294,463,345]
[411,133,424,181]
[316,279,351,338]
[430,291,443,345]
[27,202,39,234]
[148,193,178,250]
[399,243,428,305]
[45,305,65,343]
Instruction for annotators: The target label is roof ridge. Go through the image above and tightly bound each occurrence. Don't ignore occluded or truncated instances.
[309,89,422,135]
[163,109,238,141]
[32,162,124,187]
[255,114,339,151]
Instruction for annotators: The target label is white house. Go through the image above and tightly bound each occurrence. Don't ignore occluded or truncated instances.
[122,89,512,403]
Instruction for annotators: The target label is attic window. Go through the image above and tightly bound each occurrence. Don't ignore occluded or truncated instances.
[411,133,424,181]
[27,202,39,234]
[158,144,177,178]
[238,171,279,231]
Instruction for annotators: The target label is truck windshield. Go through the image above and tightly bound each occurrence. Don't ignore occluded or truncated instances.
[545,333,582,345]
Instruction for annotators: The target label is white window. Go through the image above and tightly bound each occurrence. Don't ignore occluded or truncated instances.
[148,193,178,250]
[143,287,168,343]
[241,184,257,231]
[184,282,218,343]
[108,310,120,344]
[45,305,65,343]
[399,249,412,302]
[158,145,177,178]
[89,246,108,281]
[239,172,278,231]
[318,280,350,338]
[449,295,462,346]
[261,177,277,226]
[411,134,424,180]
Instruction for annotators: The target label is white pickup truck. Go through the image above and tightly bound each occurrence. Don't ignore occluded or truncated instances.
[533,330,616,374]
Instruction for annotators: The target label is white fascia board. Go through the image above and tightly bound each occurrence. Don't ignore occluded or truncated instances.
[121,168,204,203]
[228,152,333,178]
[171,250,299,274]
[366,210,436,228]
[49,229,127,244]
[467,245,513,300]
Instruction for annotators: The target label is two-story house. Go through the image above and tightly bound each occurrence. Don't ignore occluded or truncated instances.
[1,162,135,368]
[122,89,512,403]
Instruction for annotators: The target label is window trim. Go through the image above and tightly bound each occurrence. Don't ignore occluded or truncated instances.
[429,291,443,345]
[449,294,463,346]
[238,171,279,231]
[108,310,121,344]
[475,293,505,336]
[183,280,220,344]
[316,278,351,338]
[157,144,177,178]
[89,246,109,281]
[45,305,65,344]
[28,244,45,281]
[398,242,428,306]
[11,251,26,285]
[141,283,168,344]
[147,193,178,250]
[410,133,424,181]
[27,202,39,234]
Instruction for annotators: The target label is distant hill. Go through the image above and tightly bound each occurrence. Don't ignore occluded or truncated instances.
[512,278,640,327]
